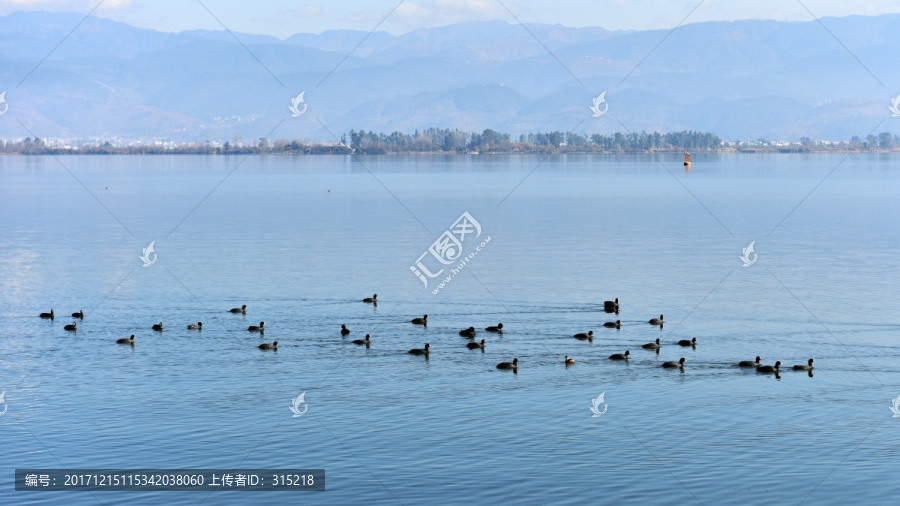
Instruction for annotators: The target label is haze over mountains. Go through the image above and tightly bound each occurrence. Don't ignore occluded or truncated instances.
[0,11,897,143]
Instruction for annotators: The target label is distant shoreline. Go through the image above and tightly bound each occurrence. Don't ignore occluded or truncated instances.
[3,128,897,155]
[1,147,898,156]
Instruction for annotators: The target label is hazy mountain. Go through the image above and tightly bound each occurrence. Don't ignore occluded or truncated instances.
[0,11,897,143]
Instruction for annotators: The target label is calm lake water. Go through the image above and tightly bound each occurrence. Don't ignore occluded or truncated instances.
[1,153,899,505]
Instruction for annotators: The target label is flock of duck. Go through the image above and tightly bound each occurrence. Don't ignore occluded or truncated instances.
[37,296,815,377]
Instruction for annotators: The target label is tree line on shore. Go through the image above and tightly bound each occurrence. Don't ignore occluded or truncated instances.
[2,129,898,155]
[347,128,726,153]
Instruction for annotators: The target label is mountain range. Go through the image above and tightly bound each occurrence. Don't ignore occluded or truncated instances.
[0,11,898,142]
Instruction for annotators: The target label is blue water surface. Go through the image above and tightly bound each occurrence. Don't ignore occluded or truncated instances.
[1,153,898,505]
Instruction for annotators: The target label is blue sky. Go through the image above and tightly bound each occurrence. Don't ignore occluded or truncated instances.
[1,0,899,37]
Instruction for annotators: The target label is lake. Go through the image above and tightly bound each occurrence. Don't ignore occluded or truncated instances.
[1,153,898,505]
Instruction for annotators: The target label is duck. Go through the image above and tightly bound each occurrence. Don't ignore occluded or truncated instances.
[738,356,761,367]
[459,327,476,338]
[248,321,264,332]
[408,343,430,356]
[604,298,619,312]
[229,304,247,313]
[792,358,815,371]
[678,337,696,347]
[485,323,503,332]
[756,361,782,373]
[152,322,163,331]
[648,314,664,325]
[258,341,278,350]
[39,309,54,319]
[340,324,350,335]
[496,358,518,370]
[609,350,630,360]
[363,294,377,303]
[603,320,621,329]
[641,338,661,350]
[117,335,135,345]
[352,334,371,346]
[573,330,593,340]
[411,315,428,325]
[466,339,485,350]
[565,356,576,365]
[187,322,202,330]
[662,357,686,369]
[71,310,84,319]
[64,322,77,331]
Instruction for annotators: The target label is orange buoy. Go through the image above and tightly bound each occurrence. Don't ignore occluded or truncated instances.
[683,152,691,167]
